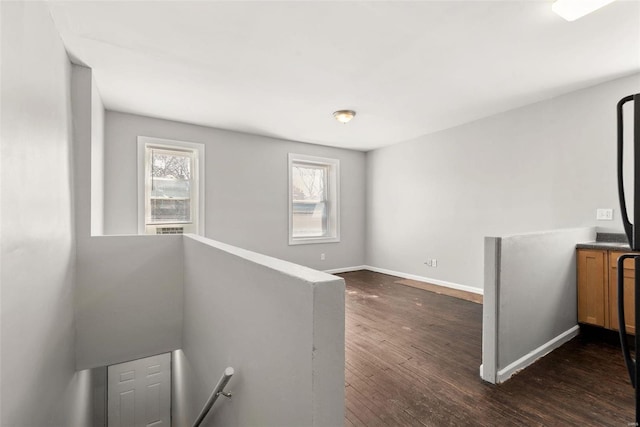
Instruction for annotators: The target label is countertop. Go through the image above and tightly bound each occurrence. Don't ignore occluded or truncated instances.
[576,241,631,251]
[576,232,631,251]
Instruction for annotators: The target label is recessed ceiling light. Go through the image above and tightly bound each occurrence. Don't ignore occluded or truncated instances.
[552,0,616,21]
[333,110,356,124]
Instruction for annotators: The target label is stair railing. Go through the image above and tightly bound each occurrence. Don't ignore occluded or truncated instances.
[192,366,235,427]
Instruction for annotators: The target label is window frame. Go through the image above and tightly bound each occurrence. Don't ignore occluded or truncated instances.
[137,136,205,235]
[288,153,340,245]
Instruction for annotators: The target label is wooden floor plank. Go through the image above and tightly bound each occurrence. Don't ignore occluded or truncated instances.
[394,278,483,304]
[341,270,634,426]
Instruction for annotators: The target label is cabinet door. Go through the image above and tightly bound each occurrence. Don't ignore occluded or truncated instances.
[577,250,607,327]
[609,251,636,335]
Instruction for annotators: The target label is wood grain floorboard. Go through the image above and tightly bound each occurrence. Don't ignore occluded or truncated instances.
[394,278,483,304]
[341,270,635,426]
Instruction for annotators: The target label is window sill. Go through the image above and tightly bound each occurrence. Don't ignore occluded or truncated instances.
[289,236,340,246]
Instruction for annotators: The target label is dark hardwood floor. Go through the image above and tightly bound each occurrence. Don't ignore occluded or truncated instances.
[341,270,635,426]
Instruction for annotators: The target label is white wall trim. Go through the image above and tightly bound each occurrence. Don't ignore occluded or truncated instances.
[496,325,580,383]
[323,266,366,274]
[320,265,483,295]
[363,265,484,295]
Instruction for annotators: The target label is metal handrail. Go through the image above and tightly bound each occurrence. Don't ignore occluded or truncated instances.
[192,367,234,427]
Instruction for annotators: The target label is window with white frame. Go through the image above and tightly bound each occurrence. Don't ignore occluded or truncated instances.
[288,153,340,245]
[138,136,205,235]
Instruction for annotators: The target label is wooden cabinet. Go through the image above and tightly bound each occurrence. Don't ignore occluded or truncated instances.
[609,251,636,334]
[577,248,635,334]
[577,250,607,327]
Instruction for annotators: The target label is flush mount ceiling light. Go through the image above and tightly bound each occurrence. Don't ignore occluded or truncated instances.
[552,0,616,21]
[333,110,356,124]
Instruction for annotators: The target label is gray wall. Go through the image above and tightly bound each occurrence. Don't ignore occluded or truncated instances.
[91,366,107,427]
[71,64,105,241]
[0,2,93,425]
[72,65,184,370]
[482,227,595,383]
[75,235,184,370]
[366,73,640,291]
[179,235,345,427]
[91,74,105,236]
[104,111,366,271]
[74,232,346,426]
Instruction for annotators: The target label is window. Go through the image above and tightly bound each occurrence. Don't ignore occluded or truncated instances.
[138,137,205,235]
[288,153,339,245]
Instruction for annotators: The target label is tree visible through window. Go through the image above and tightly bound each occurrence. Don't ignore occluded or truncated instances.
[291,164,328,237]
[149,149,193,224]
[288,153,340,245]
[138,136,204,235]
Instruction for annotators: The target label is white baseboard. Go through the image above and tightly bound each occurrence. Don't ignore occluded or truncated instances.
[322,264,482,295]
[323,265,367,274]
[496,325,580,383]
[363,265,483,295]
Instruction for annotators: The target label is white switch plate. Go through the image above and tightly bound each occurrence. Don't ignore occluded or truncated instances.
[596,208,613,220]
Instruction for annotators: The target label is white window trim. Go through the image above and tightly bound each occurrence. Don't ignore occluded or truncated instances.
[137,136,205,235]
[288,153,340,245]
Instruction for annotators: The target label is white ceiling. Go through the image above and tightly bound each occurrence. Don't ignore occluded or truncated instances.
[47,1,640,151]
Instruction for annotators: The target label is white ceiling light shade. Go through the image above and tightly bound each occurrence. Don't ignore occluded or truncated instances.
[333,110,356,124]
[552,0,616,21]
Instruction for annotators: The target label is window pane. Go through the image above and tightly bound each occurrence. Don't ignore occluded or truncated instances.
[292,202,327,237]
[149,150,192,223]
[150,198,191,222]
[292,165,327,237]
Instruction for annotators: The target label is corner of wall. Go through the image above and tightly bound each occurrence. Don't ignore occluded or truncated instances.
[481,237,501,384]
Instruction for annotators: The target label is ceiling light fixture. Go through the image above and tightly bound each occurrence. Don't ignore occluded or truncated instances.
[333,110,356,124]
[552,0,616,21]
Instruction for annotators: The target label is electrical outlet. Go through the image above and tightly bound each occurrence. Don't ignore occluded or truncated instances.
[432,259,437,267]
[320,253,326,261]
[596,208,614,220]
